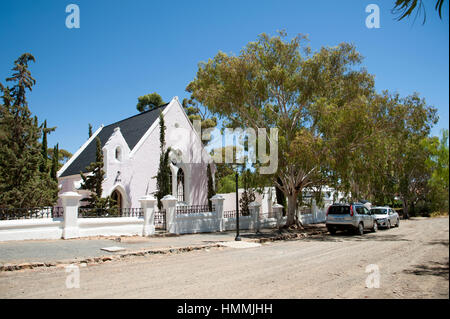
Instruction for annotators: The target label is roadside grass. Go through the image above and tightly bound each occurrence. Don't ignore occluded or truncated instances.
[430,211,449,218]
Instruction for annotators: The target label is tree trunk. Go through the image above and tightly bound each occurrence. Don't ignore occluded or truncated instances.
[402,198,409,220]
[286,193,298,226]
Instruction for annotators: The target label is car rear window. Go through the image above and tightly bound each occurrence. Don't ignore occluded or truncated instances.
[371,209,387,214]
[328,206,350,215]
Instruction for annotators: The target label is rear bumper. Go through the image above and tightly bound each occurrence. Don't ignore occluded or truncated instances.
[375,219,389,227]
[326,222,357,230]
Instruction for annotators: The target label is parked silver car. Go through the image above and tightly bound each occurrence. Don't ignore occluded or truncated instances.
[326,203,378,235]
[370,206,400,229]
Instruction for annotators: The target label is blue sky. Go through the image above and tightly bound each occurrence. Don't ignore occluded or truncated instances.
[0,0,448,154]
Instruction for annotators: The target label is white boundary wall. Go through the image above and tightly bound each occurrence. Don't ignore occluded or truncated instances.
[0,192,289,241]
[78,217,144,237]
[0,218,63,242]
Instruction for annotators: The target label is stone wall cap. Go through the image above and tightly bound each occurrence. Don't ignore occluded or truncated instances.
[161,194,177,201]
[59,191,82,198]
[248,201,261,207]
[139,195,157,202]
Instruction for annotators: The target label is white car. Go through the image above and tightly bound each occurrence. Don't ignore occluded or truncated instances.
[370,206,400,229]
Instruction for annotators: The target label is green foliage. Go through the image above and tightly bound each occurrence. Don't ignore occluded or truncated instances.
[207,163,215,210]
[88,123,92,138]
[136,92,165,112]
[40,120,48,173]
[182,97,217,145]
[187,31,447,223]
[392,0,445,23]
[239,169,256,216]
[39,119,56,173]
[423,129,449,192]
[0,53,58,208]
[48,147,72,169]
[187,31,374,226]
[421,129,449,213]
[79,137,116,211]
[154,112,171,209]
[50,144,59,181]
[217,173,238,193]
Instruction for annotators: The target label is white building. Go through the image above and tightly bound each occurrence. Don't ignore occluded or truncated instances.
[57,97,214,209]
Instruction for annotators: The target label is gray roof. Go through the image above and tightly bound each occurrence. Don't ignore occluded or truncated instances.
[60,104,168,177]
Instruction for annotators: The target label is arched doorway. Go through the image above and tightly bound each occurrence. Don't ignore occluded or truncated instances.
[177,169,185,202]
[111,189,123,210]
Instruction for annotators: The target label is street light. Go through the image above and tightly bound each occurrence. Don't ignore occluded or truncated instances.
[233,164,241,241]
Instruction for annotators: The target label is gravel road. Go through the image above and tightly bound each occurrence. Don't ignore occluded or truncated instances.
[0,217,448,299]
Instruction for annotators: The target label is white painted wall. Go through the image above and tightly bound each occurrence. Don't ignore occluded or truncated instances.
[0,218,63,242]
[77,217,144,237]
[57,97,213,209]
[173,212,220,234]
[219,187,276,214]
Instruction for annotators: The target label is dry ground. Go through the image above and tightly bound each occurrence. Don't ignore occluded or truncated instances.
[0,217,448,298]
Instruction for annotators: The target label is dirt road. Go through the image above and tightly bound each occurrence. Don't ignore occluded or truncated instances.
[0,217,448,298]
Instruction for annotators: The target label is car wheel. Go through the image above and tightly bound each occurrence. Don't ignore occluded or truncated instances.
[328,227,336,235]
[356,223,364,236]
[372,221,378,232]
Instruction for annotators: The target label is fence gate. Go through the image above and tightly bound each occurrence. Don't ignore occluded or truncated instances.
[154,209,166,230]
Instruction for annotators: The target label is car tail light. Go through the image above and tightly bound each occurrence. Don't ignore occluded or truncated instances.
[350,205,354,216]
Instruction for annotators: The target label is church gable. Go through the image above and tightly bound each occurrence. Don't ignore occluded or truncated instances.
[58,103,168,177]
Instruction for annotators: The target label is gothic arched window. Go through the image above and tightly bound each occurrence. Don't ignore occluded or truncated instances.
[115,147,122,161]
[177,169,185,202]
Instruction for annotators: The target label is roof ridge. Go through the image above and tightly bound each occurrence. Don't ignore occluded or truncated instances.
[104,103,169,128]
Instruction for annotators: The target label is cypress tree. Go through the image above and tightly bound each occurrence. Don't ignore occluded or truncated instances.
[50,143,59,181]
[154,112,171,209]
[39,120,56,173]
[80,137,117,213]
[88,123,92,138]
[239,169,256,216]
[0,53,58,208]
[40,120,48,172]
[80,136,104,199]
[207,163,215,210]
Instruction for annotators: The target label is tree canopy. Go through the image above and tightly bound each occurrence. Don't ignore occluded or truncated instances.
[0,53,58,208]
[136,92,165,112]
[187,31,444,225]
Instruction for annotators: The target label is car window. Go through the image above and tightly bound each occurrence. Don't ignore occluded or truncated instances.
[363,207,370,215]
[355,206,365,215]
[328,206,350,215]
[371,208,387,215]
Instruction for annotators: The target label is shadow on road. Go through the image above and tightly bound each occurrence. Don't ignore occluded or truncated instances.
[403,259,449,279]
[301,231,412,243]
[427,239,449,247]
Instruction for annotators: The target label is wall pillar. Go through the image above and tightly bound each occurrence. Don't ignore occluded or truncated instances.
[249,201,261,232]
[60,191,82,239]
[161,195,178,234]
[139,195,157,236]
[272,204,284,228]
[311,199,318,223]
[210,194,225,232]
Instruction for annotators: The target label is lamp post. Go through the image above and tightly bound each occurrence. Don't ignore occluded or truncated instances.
[233,164,241,241]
